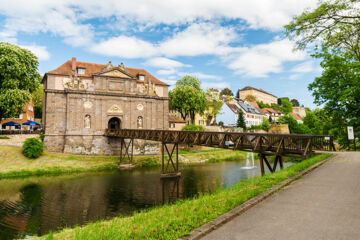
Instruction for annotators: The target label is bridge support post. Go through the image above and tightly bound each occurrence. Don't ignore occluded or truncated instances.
[259,154,283,176]
[161,176,180,204]
[161,142,181,178]
[119,138,134,164]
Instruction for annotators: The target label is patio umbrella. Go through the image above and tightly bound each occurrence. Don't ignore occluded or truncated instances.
[22,121,40,126]
[3,121,21,126]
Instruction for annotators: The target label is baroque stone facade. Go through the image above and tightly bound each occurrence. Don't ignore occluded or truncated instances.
[42,58,169,155]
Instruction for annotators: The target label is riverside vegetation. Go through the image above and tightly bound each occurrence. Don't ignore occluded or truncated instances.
[32,153,330,240]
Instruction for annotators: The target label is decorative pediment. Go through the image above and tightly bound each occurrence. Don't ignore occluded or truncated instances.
[108,104,123,114]
[100,69,132,78]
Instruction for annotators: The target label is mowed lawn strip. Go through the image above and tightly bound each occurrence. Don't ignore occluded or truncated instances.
[36,153,331,240]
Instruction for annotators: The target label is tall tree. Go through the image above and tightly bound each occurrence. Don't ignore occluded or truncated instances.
[32,84,43,118]
[0,43,41,120]
[291,99,300,107]
[280,98,293,114]
[204,89,223,125]
[219,88,233,96]
[169,76,206,124]
[236,111,246,130]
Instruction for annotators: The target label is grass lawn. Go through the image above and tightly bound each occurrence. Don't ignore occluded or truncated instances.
[34,153,331,240]
[0,146,247,178]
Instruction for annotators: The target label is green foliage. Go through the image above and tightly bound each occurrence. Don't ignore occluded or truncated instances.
[248,118,270,131]
[181,124,204,131]
[219,88,233,96]
[291,99,300,107]
[236,112,246,130]
[204,89,223,125]
[169,76,207,124]
[32,84,43,118]
[39,133,45,142]
[280,98,293,114]
[278,114,311,134]
[22,138,44,159]
[134,159,160,168]
[218,121,224,127]
[0,136,9,139]
[0,43,41,120]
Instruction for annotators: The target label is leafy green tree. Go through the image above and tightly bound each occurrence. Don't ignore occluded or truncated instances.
[218,121,224,127]
[291,99,300,107]
[244,94,257,102]
[220,88,233,96]
[181,124,204,131]
[280,98,293,114]
[303,111,321,134]
[261,117,270,131]
[32,84,43,118]
[0,43,41,120]
[236,111,246,130]
[169,76,206,124]
[279,114,311,134]
[176,75,201,90]
[204,89,223,125]
[285,0,360,59]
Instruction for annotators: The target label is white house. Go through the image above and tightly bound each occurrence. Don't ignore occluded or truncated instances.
[217,99,264,127]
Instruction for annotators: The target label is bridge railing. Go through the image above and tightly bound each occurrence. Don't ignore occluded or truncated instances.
[105,129,335,155]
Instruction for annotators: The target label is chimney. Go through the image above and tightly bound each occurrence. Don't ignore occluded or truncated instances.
[72,57,77,72]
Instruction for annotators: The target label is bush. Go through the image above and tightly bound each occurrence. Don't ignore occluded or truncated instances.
[22,138,44,159]
[181,124,204,131]
[39,133,45,142]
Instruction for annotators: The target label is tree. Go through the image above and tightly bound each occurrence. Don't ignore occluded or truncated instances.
[303,111,322,135]
[0,43,41,120]
[204,89,223,125]
[169,76,206,124]
[244,94,257,102]
[32,84,43,118]
[280,98,293,114]
[285,0,360,60]
[220,88,233,96]
[236,111,246,130]
[291,99,300,107]
[218,121,224,127]
[261,117,270,131]
[278,114,311,134]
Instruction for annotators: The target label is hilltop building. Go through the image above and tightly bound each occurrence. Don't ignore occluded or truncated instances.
[42,58,169,155]
[238,86,277,105]
[292,106,307,118]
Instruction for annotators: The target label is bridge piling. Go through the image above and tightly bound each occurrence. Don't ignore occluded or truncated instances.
[161,142,181,178]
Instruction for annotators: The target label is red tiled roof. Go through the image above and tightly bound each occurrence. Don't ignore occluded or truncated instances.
[239,86,277,98]
[46,59,169,86]
[168,115,186,123]
[290,112,302,120]
[248,101,261,112]
[261,108,282,115]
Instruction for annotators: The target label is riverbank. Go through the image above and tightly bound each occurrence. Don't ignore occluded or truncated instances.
[32,153,330,240]
[0,146,245,179]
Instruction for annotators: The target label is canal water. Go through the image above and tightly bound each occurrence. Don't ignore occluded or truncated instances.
[0,157,292,239]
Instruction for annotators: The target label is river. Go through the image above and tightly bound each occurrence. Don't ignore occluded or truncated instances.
[0,156,292,239]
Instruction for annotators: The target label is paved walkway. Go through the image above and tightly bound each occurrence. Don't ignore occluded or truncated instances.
[203,152,360,240]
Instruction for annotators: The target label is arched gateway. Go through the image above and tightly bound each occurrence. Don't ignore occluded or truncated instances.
[108,117,121,130]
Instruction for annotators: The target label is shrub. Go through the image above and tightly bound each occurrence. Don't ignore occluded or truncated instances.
[181,124,204,131]
[22,138,44,159]
[39,133,45,142]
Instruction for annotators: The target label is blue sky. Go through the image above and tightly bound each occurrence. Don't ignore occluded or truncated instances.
[0,0,321,108]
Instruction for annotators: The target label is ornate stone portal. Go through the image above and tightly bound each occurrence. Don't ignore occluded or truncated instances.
[42,58,169,155]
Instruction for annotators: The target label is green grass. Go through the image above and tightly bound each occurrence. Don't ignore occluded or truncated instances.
[35,153,331,240]
[0,136,9,139]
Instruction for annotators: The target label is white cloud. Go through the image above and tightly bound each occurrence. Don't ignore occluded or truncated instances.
[178,72,222,81]
[20,44,51,61]
[228,39,306,77]
[289,73,302,80]
[157,69,177,75]
[90,36,157,58]
[145,57,191,69]
[291,61,314,73]
[202,81,230,90]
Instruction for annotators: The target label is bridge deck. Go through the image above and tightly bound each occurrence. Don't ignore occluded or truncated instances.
[106,129,334,156]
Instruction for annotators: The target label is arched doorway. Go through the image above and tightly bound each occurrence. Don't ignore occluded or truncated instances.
[108,117,121,130]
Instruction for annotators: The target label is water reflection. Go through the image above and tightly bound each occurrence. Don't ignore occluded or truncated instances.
[0,160,292,240]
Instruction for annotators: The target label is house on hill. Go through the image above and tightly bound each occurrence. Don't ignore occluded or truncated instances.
[217,99,264,128]
[261,108,283,121]
[290,112,303,124]
[238,86,277,105]
[0,100,36,130]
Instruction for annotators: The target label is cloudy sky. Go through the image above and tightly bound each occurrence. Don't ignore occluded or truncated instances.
[0,0,322,108]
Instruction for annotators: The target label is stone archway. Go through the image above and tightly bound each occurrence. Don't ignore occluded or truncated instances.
[108,117,121,130]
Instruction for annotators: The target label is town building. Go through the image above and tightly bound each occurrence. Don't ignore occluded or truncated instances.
[217,99,264,128]
[290,112,304,124]
[260,108,283,122]
[292,106,307,118]
[0,100,35,130]
[168,115,186,130]
[42,58,169,155]
[238,86,277,105]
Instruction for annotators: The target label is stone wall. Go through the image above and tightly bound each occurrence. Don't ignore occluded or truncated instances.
[0,134,40,147]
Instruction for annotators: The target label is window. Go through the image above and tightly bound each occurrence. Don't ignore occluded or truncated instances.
[169,123,175,128]
[199,120,204,125]
[14,114,23,120]
[77,68,86,75]
[138,75,145,80]
[28,106,33,112]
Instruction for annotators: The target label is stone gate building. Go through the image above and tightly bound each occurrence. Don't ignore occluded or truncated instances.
[42,58,169,155]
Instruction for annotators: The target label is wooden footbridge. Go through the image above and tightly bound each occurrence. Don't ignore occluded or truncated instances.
[105,129,335,177]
